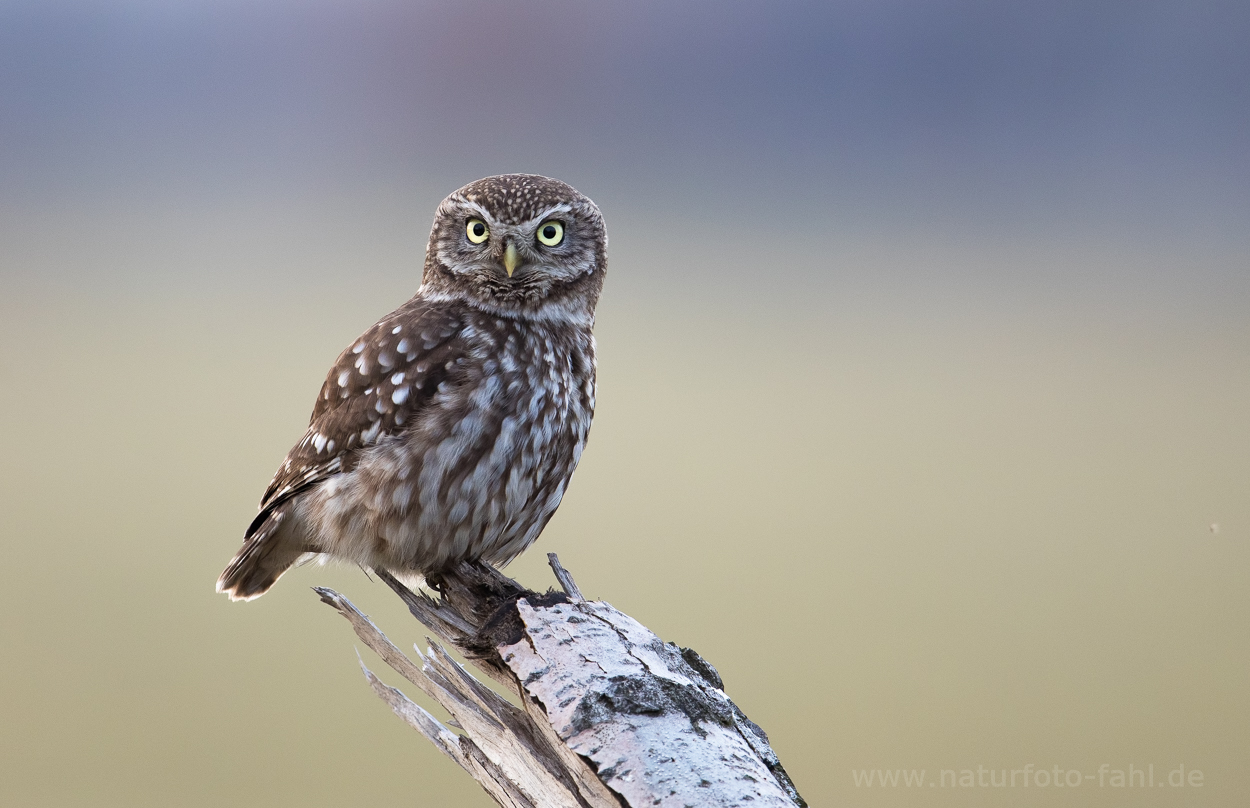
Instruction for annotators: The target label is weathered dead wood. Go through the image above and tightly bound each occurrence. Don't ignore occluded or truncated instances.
[315,554,806,808]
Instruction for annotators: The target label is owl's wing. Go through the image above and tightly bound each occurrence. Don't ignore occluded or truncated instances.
[246,297,464,538]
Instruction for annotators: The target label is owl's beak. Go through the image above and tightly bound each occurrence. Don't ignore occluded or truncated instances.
[503,243,520,278]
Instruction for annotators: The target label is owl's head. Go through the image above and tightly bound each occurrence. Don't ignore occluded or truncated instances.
[421,174,607,325]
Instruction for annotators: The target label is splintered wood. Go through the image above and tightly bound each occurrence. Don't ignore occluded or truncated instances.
[316,555,806,808]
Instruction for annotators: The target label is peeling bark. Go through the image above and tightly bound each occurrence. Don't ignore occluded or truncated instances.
[316,555,806,808]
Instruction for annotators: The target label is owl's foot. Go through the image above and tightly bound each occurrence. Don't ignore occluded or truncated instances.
[424,571,447,594]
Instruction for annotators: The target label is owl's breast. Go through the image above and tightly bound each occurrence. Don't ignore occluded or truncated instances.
[307,317,595,571]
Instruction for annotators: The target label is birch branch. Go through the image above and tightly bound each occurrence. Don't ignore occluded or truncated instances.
[315,554,806,808]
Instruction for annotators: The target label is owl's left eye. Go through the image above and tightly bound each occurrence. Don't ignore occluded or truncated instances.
[536,221,564,247]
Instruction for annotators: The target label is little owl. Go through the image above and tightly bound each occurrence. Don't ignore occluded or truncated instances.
[217,174,605,600]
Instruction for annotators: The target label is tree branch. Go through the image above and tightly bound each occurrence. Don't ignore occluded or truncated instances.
[315,556,806,807]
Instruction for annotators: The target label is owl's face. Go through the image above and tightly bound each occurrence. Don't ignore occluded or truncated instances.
[421,174,606,324]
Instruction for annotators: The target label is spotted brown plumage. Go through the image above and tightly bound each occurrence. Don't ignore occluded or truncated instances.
[217,175,606,600]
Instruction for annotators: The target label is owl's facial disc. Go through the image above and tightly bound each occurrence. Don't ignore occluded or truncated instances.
[456,206,578,283]
[423,175,605,321]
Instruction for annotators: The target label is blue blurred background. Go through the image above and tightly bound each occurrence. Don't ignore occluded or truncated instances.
[2,2,1247,806]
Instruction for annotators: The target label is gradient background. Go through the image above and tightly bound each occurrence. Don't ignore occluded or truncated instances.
[1,2,1248,806]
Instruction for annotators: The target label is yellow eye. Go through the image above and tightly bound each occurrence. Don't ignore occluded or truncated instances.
[536,220,564,247]
[466,219,489,244]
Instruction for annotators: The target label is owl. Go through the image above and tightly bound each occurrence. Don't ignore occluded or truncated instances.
[217,174,606,601]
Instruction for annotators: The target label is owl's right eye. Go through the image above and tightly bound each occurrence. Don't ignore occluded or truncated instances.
[466,219,489,244]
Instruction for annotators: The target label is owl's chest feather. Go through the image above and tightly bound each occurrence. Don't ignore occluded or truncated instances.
[420,320,595,486]
[311,318,595,568]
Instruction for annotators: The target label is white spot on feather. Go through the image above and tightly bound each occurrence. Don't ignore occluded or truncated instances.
[392,484,414,510]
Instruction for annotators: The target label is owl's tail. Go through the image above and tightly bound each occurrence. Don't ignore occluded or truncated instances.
[216,507,305,601]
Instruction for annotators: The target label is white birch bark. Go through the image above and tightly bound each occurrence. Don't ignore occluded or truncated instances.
[316,555,806,808]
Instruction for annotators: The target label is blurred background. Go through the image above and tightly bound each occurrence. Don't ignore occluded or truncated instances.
[1,1,1247,805]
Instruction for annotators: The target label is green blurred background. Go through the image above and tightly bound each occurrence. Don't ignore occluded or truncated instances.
[1,2,1247,805]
